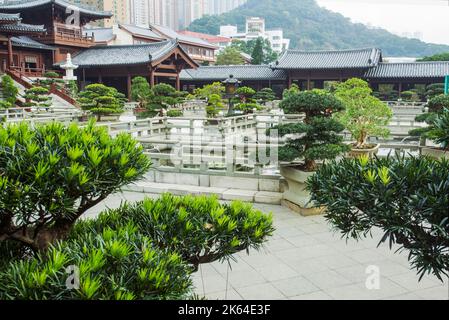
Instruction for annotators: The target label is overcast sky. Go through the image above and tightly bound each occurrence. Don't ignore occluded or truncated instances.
[316,0,449,45]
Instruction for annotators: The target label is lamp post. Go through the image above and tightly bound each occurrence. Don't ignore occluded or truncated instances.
[222,74,240,116]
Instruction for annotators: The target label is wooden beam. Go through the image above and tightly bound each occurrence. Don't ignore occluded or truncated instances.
[153,72,177,78]
[157,64,177,70]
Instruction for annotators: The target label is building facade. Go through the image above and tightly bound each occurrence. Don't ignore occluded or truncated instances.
[68,0,129,27]
[220,17,290,54]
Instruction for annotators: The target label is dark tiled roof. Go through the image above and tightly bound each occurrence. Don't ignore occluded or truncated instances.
[0,0,112,19]
[365,62,449,79]
[0,22,45,34]
[119,24,163,41]
[11,35,55,50]
[0,13,21,22]
[274,48,382,70]
[57,39,194,67]
[180,65,287,81]
[84,27,115,43]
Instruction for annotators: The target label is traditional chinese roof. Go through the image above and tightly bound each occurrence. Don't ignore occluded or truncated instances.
[365,62,449,79]
[0,12,21,23]
[11,35,55,50]
[0,22,45,34]
[274,48,382,70]
[150,24,217,49]
[84,27,116,43]
[119,24,163,41]
[177,30,232,44]
[0,0,112,20]
[180,65,286,81]
[56,39,198,68]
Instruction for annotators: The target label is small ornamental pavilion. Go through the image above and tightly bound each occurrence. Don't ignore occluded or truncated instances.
[61,39,199,98]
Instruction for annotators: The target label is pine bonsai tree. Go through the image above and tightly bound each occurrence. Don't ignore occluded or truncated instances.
[271,89,349,171]
[254,88,276,104]
[23,86,52,110]
[131,76,152,109]
[77,83,125,121]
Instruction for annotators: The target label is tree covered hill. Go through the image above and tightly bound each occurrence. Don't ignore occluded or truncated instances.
[188,0,449,57]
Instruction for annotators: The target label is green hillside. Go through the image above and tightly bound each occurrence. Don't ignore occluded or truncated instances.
[188,0,449,57]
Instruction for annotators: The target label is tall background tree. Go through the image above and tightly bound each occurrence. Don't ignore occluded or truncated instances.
[216,47,244,65]
[231,38,278,64]
[251,38,264,65]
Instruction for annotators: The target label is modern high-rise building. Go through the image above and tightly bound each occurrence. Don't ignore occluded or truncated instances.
[68,0,129,27]
[129,0,150,26]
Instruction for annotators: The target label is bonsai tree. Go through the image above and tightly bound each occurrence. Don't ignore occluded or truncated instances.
[334,78,393,149]
[254,88,276,105]
[410,94,449,138]
[73,194,274,271]
[307,155,449,281]
[23,86,52,110]
[234,102,262,114]
[271,89,349,171]
[425,83,444,99]
[193,82,225,100]
[206,93,224,118]
[131,76,152,109]
[38,71,64,91]
[0,223,192,300]
[282,83,300,99]
[1,75,18,108]
[0,120,151,251]
[235,86,256,104]
[77,83,125,121]
[426,108,449,151]
[401,90,420,102]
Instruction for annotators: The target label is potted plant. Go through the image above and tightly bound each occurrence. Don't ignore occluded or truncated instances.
[410,94,449,159]
[270,89,348,215]
[334,78,392,158]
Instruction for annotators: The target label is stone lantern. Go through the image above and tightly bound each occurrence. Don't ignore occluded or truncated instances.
[60,53,78,81]
[222,74,241,116]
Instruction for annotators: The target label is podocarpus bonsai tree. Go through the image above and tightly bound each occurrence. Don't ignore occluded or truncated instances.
[193,82,225,100]
[254,88,276,105]
[206,93,224,118]
[0,224,192,300]
[271,89,349,171]
[1,75,18,108]
[334,78,392,149]
[77,83,125,121]
[307,155,449,281]
[72,194,275,271]
[131,76,153,109]
[235,86,256,104]
[23,86,52,110]
[0,120,151,252]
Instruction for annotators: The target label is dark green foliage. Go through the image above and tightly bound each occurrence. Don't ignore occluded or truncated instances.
[410,95,449,138]
[188,0,449,57]
[418,52,449,61]
[0,224,192,300]
[270,90,349,171]
[77,84,125,120]
[23,86,52,109]
[131,76,152,108]
[427,108,449,150]
[251,38,264,65]
[254,88,276,104]
[166,109,183,117]
[1,75,18,108]
[234,103,262,114]
[236,86,256,103]
[425,83,445,99]
[206,93,224,118]
[0,121,151,251]
[72,194,275,271]
[307,155,449,281]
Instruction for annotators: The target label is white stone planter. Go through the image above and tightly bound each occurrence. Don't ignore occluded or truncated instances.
[421,147,449,160]
[280,165,324,216]
[347,143,380,159]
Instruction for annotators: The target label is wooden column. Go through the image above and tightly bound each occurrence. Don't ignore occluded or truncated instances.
[176,72,181,91]
[149,66,155,87]
[98,70,102,83]
[398,82,403,98]
[7,36,13,68]
[127,74,132,101]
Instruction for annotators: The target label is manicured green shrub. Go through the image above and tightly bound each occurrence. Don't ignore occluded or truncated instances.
[23,86,52,109]
[234,102,262,114]
[1,75,18,107]
[270,90,349,171]
[72,194,275,271]
[131,76,153,109]
[307,155,449,281]
[236,86,256,103]
[0,223,192,300]
[254,88,276,104]
[425,83,444,99]
[401,90,420,102]
[410,95,449,137]
[77,83,125,120]
[206,94,224,118]
[193,82,225,100]
[427,108,449,150]
[282,84,300,99]
[166,109,183,117]
[335,78,392,148]
[0,120,151,252]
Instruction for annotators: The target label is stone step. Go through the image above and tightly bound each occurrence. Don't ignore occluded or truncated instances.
[122,181,283,205]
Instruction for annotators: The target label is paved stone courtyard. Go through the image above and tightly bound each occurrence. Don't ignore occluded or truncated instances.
[85,191,449,300]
